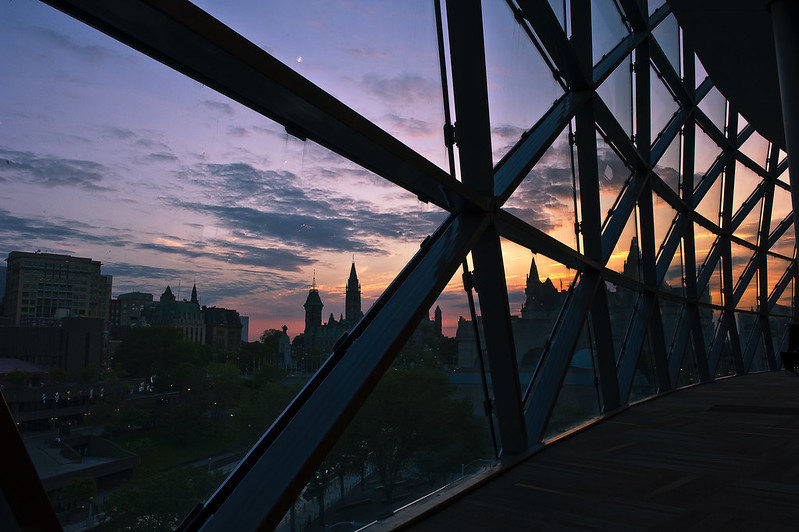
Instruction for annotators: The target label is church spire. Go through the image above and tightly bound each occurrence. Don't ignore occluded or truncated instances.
[190,283,199,306]
[345,260,363,323]
[304,279,323,333]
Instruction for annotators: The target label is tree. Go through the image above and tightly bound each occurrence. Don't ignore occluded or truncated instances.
[102,467,223,531]
[206,361,243,419]
[114,327,205,385]
[350,365,485,500]
[60,477,96,520]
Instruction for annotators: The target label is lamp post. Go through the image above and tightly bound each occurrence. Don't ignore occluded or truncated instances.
[87,496,94,527]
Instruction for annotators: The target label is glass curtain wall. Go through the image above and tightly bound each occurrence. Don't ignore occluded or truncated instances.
[1,0,795,530]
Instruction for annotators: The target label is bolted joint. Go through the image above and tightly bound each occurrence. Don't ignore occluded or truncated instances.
[444,123,457,148]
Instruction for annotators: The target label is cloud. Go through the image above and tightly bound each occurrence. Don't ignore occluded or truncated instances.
[0,148,112,191]
[134,138,171,151]
[146,152,179,163]
[201,100,235,116]
[29,26,111,63]
[135,237,314,273]
[166,158,446,254]
[342,47,387,59]
[0,209,129,247]
[228,127,249,138]
[493,125,525,139]
[100,126,137,140]
[361,73,440,105]
[384,114,437,138]
[171,202,380,254]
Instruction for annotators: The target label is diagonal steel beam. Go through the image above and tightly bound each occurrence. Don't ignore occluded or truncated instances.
[515,0,590,89]
[446,0,528,456]
[41,0,485,214]
[494,91,591,204]
[181,212,489,531]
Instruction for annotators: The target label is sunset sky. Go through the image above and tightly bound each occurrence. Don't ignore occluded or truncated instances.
[1,1,792,340]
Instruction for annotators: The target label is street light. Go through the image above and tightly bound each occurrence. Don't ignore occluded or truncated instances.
[87,496,94,527]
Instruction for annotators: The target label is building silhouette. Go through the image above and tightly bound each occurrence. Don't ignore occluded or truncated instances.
[2,252,112,326]
[150,284,205,345]
[3,2,799,531]
[298,263,365,356]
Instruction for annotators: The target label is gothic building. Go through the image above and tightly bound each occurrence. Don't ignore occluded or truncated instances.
[150,284,205,345]
[297,263,365,356]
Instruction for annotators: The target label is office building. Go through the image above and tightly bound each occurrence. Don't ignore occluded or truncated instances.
[3,252,112,326]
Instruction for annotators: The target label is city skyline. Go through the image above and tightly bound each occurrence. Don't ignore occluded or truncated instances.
[1,1,792,341]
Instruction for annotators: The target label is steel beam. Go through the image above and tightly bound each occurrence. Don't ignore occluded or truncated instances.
[494,91,592,204]
[182,213,488,531]
[40,0,485,215]
[515,0,589,89]
[524,273,604,442]
[445,0,528,456]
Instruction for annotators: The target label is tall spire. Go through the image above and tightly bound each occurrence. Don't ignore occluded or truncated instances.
[345,260,363,323]
[304,273,323,333]
[623,236,641,281]
[190,284,199,306]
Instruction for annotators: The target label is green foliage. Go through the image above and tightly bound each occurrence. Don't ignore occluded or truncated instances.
[325,365,485,501]
[234,380,302,444]
[102,467,223,531]
[87,404,150,434]
[114,327,206,384]
[60,477,97,508]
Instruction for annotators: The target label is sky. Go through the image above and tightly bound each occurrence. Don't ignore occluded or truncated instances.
[0,1,792,341]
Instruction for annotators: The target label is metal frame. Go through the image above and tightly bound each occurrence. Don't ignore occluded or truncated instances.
[4,0,794,529]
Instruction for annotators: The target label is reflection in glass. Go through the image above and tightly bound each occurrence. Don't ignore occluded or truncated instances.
[771,185,793,232]
[737,113,750,135]
[693,223,716,273]
[713,326,737,378]
[661,230,686,298]
[628,331,659,402]
[650,65,678,145]
[607,282,640,364]
[698,86,727,134]
[655,130,682,193]
[770,316,792,363]
[597,132,632,229]
[483,0,564,165]
[660,299,684,364]
[748,331,769,372]
[694,53,709,88]
[778,163,791,186]
[653,193,678,264]
[505,127,579,251]
[591,0,628,66]
[694,124,723,179]
[768,255,793,309]
[652,13,680,75]
[607,214,640,276]
[675,340,698,388]
[739,130,770,169]
[501,239,574,394]
[282,284,494,530]
[543,324,601,439]
[732,161,763,217]
[597,54,633,137]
